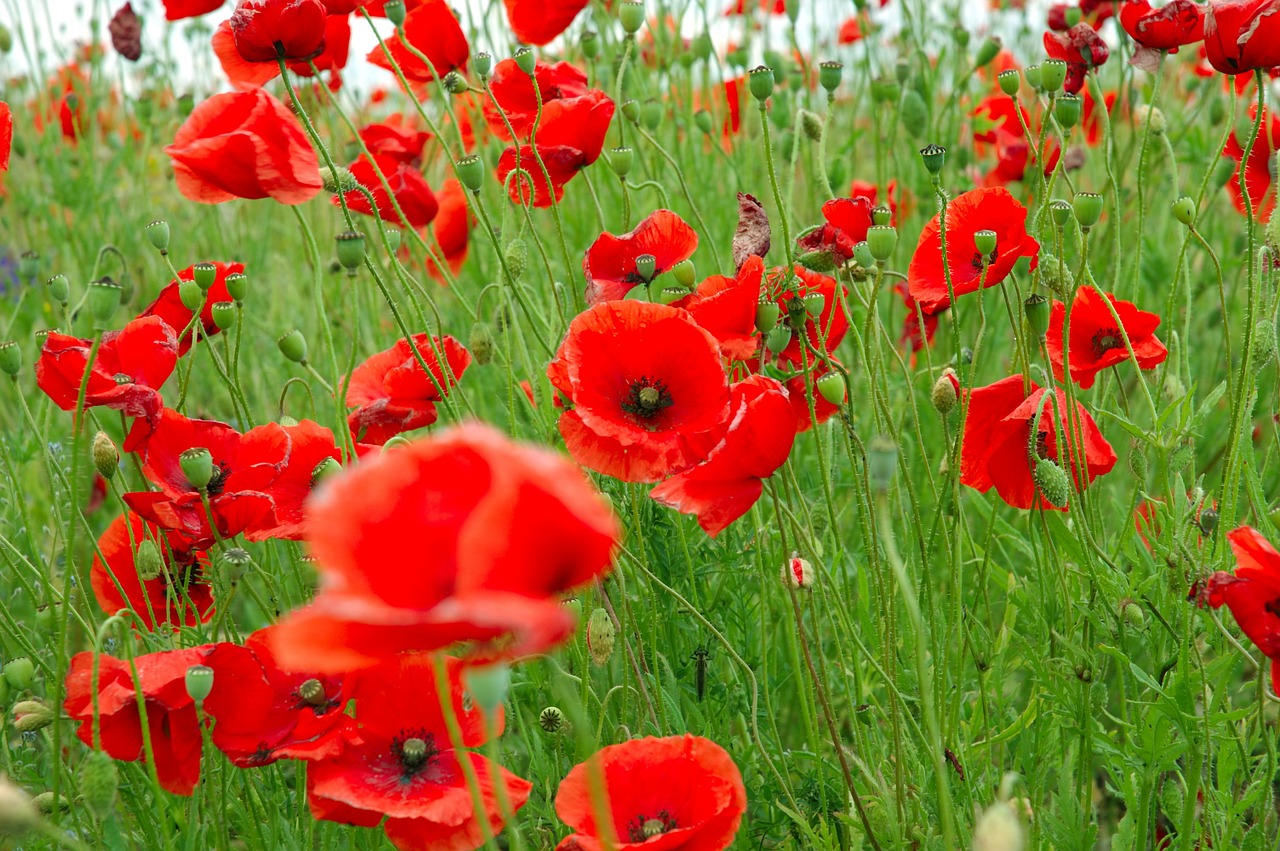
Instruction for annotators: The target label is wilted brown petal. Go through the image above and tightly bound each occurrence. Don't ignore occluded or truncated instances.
[733,192,770,273]
[110,3,142,62]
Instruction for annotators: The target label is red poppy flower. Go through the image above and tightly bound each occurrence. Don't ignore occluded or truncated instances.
[1205,0,1280,74]
[1045,285,1168,389]
[346,334,470,445]
[1223,105,1280,222]
[90,512,213,631]
[427,178,470,280]
[484,59,589,139]
[359,115,430,163]
[35,316,178,431]
[670,254,763,361]
[496,90,614,208]
[1201,526,1280,693]
[554,734,746,850]
[549,301,731,482]
[366,0,468,82]
[768,265,849,368]
[972,94,1029,147]
[651,376,796,536]
[1043,23,1111,94]
[64,647,207,795]
[225,418,344,541]
[163,0,225,19]
[228,0,327,63]
[270,424,619,672]
[960,375,1117,511]
[1048,0,1118,29]
[0,102,11,171]
[203,626,356,767]
[849,178,903,222]
[784,360,845,432]
[980,128,1062,187]
[897,281,940,354]
[907,187,1040,314]
[139,261,241,356]
[165,88,322,205]
[795,196,874,264]
[214,12,350,90]
[1120,0,1205,51]
[584,210,699,304]
[502,0,590,45]
[307,654,532,849]
[339,153,439,230]
[838,16,864,43]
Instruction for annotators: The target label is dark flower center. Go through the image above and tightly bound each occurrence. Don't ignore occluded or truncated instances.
[969,250,998,272]
[1266,598,1280,618]
[113,372,134,385]
[293,678,338,715]
[627,810,678,842]
[205,463,230,497]
[620,377,674,424]
[1090,327,1125,358]
[391,729,438,780]
[1034,429,1050,460]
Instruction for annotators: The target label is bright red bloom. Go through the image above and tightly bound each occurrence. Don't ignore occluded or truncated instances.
[64,647,207,795]
[1120,0,1205,51]
[980,128,1063,187]
[1045,285,1168,389]
[89,512,213,631]
[907,187,1040,314]
[651,376,797,536]
[1043,23,1111,94]
[1223,105,1280,222]
[270,424,619,672]
[366,0,468,82]
[226,418,344,541]
[972,94,1030,146]
[165,88,322,205]
[340,153,439,230]
[1204,0,1280,74]
[229,0,327,63]
[769,265,849,368]
[838,16,864,43]
[0,102,11,171]
[671,254,764,361]
[35,316,178,430]
[960,375,1117,511]
[849,178,904,222]
[795,196,875,264]
[496,90,614,208]
[584,210,699,304]
[214,12,350,90]
[163,0,225,19]
[502,0,591,45]
[359,115,430,163]
[139,261,241,356]
[484,59,589,139]
[346,334,470,445]
[549,301,731,483]
[203,626,355,767]
[307,654,532,849]
[898,281,941,354]
[1202,526,1280,693]
[554,734,746,850]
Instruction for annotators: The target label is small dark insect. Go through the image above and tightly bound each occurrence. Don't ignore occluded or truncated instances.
[690,646,712,702]
[944,747,965,781]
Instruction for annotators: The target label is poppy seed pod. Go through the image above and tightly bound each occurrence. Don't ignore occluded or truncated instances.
[0,342,21,378]
[998,69,1020,97]
[871,205,893,226]
[619,0,645,34]
[1198,506,1219,536]
[1024,63,1043,91]
[586,608,615,666]
[539,706,566,734]
[975,35,1002,69]
[868,435,898,492]
[277,329,308,364]
[179,447,214,491]
[641,99,662,131]
[1073,192,1104,228]
[455,155,485,193]
[184,665,214,705]
[223,271,248,303]
[803,293,826,318]
[609,146,634,178]
[1033,458,1070,507]
[620,99,640,123]
[657,287,688,305]
[582,29,600,58]
[144,220,170,253]
[2,658,33,691]
[221,547,252,581]
[178,279,204,311]
[694,109,714,135]
[816,371,846,405]
[1048,199,1072,230]
[1172,196,1196,226]
[210,301,237,332]
[919,143,946,175]
[88,280,122,328]
[311,457,342,487]
[79,752,118,821]
[134,539,163,581]
[748,66,775,102]
[471,51,492,79]
[853,240,876,269]
[0,24,11,54]
[900,90,928,138]
[12,699,54,733]
[973,229,998,258]
[871,77,900,103]
[17,252,38,280]
[513,46,536,76]
[766,324,794,354]
[191,262,217,291]
[671,259,695,289]
[382,0,406,27]
[45,274,69,305]
[468,321,495,365]
[92,432,119,480]
[443,71,468,95]
[819,60,843,93]
[781,554,814,590]
[1054,93,1081,129]
[866,225,897,262]
[335,231,366,272]
[756,300,781,333]
[1063,5,1081,26]
[1024,293,1050,338]
[1040,58,1068,92]
[634,253,657,282]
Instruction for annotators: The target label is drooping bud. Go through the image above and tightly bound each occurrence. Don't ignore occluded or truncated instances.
[92,432,119,480]
[336,231,366,272]
[1134,104,1165,135]
[998,69,1020,97]
[748,65,775,102]
[3,658,34,691]
[799,109,823,143]
[781,554,814,590]
[1032,458,1070,508]
[900,90,928,138]
[866,225,897,262]
[1073,192,1104,228]
[1039,58,1067,92]
[468,322,494,365]
[919,143,946,175]
[78,751,118,821]
[144,220,170,253]
[185,665,214,705]
[31,792,68,816]
[504,239,529,280]
[277,329,308,364]
[972,800,1024,851]
[539,706,566,734]
[456,154,485,193]
[816,371,846,405]
[619,0,645,34]
[0,342,21,378]
[179,447,214,491]
[87,279,122,328]
[11,699,54,733]
[931,368,960,415]
[586,608,615,666]
[135,539,164,581]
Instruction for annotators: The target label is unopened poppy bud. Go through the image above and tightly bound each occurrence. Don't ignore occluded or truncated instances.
[179,447,214,491]
[819,60,843,93]
[973,229,998,258]
[1134,104,1165,135]
[799,109,823,142]
[468,321,494,365]
[871,205,892,226]
[853,240,876,269]
[582,29,600,58]
[866,225,897,262]
[277,329,308,364]
[44,274,69,305]
[179,279,203,311]
[1121,601,1146,629]
[586,608,615,666]
[92,432,118,480]
[633,253,657,283]
[539,706,566,734]
[931,368,960,415]
[1023,63,1043,91]
[79,751,118,821]
[12,699,54,733]
[319,165,357,195]
[17,252,38,280]
[1127,438,1148,481]
[1033,458,1070,507]
[797,249,837,272]
[919,143,946,175]
[998,69,1020,97]
[1054,93,1081,128]
[781,554,814,590]
[1040,58,1068,92]
[224,272,248,303]
[0,776,38,835]
[1198,506,1219,536]
[1169,439,1193,472]
[335,231,366,272]
[766,324,792,353]
[383,0,406,26]
[871,76,900,102]
[694,109,714,135]
[464,662,510,714]
[456,155,485,193]
[191,262,216,291]
[185,665,214,705]
[900,90,928,138]
[2,659,32,692]
[972,800,1023,851]
[1172,196,1196,226]
[868,435,897,491]
[748,65,774,102]
[756,301,780,332]
[134,539,163,581]
[975,35,1002,69]
[816,371,846,405]
[32,792,67,816]
[0,342,21,378]
[619,0,645,34]
[443,70,468,94]
[88,280,122,328]
[608,146,634,178]
[1253,319,1276,371]
[1073,192,1104,228]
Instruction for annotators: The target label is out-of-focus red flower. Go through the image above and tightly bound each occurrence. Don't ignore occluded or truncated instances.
[1205,0,1280,74]
[163,0,226,19]
[1043,23,1111,94]
[838,15,864,43]
[795,196,875,264]
[366,0,468,82]
[907,187,1040,314]
[1223,105,1280,222]
[960,375,1116,510]
[339,153,439,230]
[724,0,787,13]
[1045,285,1168,389]
[215,12,350,89]
[346,334,470,445]
[35,316,178,432]
[496,90,614,207]
[427,178,470,280]
[1048,0,1118,29]
[584,210,699,304]
[972,94,1030,147]
[1202,526,1280,693]
[271,424,619,672]
[1081,85,1118,145]
[139,261,241,356]
[307,654,532,848]
[203,625,355,767]
[228,0,327,63]
[165,89,322,205]
[850,178,904,221]
[502,0,591,45]
[670,254,764,361]
[484,59,589,139]
[651,375,796,536]
[358,115,430,163]
[1120,0,1205,51]
[549,301,731,482]
[980,128,1062,187]
[0,101,10,171]
[89,512,213,631]
[65,647,208,795]
[554,734,746,850]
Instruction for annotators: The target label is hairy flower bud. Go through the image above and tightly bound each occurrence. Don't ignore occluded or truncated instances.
[931,368,960,415]
[78,751,118,821]
[2,659,33,692]
[586,608,615,666]
[91,432,119,480]
[1033,458,1070,508]
[781,554,814,590]
[12,699,54,733]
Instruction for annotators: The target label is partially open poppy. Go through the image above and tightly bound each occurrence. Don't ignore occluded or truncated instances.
[1201,526,1280,693]
[426,178,470,280]
[1045,285,1168,389]
[484,59,590,139]
[358,115,430,164]
[1043,23,1110,94]
[366,0,468,83]
[501,0,590,45]
[339,153,439,230]
[670,254,763,361]
[214,12,350,90]
[226,418,344,542]
[496,90,614,208]
[1222,105,1280,222]
[1205,0,1280,74]
[584,210,699,304]
[346,334,470,445]
[138,261,241,356]
[89,512,213,631]
[554,734,746,850]
[228,0,328,63]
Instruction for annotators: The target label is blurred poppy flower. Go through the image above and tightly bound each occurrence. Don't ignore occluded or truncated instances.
[64,647,208,795]
[270,424,619,671]
[554,734,746,850]
[1048,0,1117,29]
[907,187,1040,314]
[35,316,178,432]
[549,301,731,482]
[1223,105,1280,222]
[972,94,1029,148]
[426,178,470,280]
[229,0,327,63]
[346,334,470,445]
[897,281,941,354]
[89,512,213,631]
[850,178,903,221]
[358,115,430,163]
[203,626,355,767]
[1120,0,1205,51]
[214,12,350,90]
[163,0,226,19]
[1045,285,1168,389]
[0,101,10,171]
[496,90,614,208]
[165,88,322,205]
[960,375,1116,510]
[651,375,796,536]
[502,0,591,45]
[1201,526,1280,693]
[670,254,764,361]
[796,196,875,264]
[339,153,439,230]
[1205,0,1280,74]
[307,654,532,848]
[484,59,589,139]
[838,16,864,43]
[1043,23,1111,94]
[366,0,468,82]
[584,210,699,304]
[139,261,241,356]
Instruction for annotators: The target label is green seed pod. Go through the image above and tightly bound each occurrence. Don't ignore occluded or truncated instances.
[867,435,898,492]
[179,278,204,311]
[1172,196,1196,226]
[12,699,55,733]
[1033,458,1071,507]
[1073,192,1104,228]
[539,706,566,734]
[277,329,308,364]
[1063,6,1082,26]
[179,447,214,491]
[864,226,897,263]
[586,608,615,666]
[311,457,342,488]
[92,432,119,480]
[191,262,217,290]
[1253,319,1276,371]
[640,99,662,131]
[609,146,634,177]
[998,69,1020,97]
[634,253,657,282]
[816,372,846,405]
[1054,93,1081,129]
[144,220,170,253]
[385,228,402,253]
[135,539,164,581]
[473,51,492,78]
[755,301,781,333]
[0,24,12,54]
[819,60,843,93]
[900,89,928,138]
[694,109,714,135]
[45,274,69,304]
[619,0,645,34]
[748,65,775,102]
[658,286,688,305]
[17,252,38,280]
[974,36,1002,69]
[803,293,825,318]
[0,342,21,378]
[209,301,236,332]
[463,663,510,715]
[2,659,33,692]
[1024,63,1043,91]
[766,324,792,353]
[469,321,495,366]
[872,205,893,226]
[871,76,900,103]
[671,259,695,289]
[224,272,248,303]
[79,751,119,821]
[336,231,366,271]
[455,154,485,193]
[1040,59,1068,92]
[88,279,123,328]
[973,229,998,258]
[1024,294,1050,338]
[513,45,536,75]
[1208,96,1226,126]
[582,30,600,59]
[382,0,406,25]
[919,143,946,175]
[852,241,876,269]
[185,665,214,704]
[221,547,252,582]
[443,70,468,95]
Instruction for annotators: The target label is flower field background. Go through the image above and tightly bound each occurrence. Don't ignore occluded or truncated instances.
[0,0,1278,848]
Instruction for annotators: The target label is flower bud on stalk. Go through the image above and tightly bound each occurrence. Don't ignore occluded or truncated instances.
[871,77,899,103]
[32,792,67,816]
[45,275,69,305]
[582,30,600,58]
[781,554,814,590]
[79,751,118,821]
[277,329,308,364]
[1121,600,1146,629]
[144,220,170,254]
[469,322,495,365]
[931,368,960,415]
[1033,459,1070,508]
[92,432,119,480]
[135,539,164,581]
[335,231,366,272]
[998,69,1020,97]
[900,89,928,138]
[799,109,823,143]
[320,165,357,194]
[975,36,1002,68]
[1253,319,1276,372]
[0,342,21,378]
[586,608,615,666]
[2,659,33,692]
[1172,196,1196,226]
[11,699,54,733]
